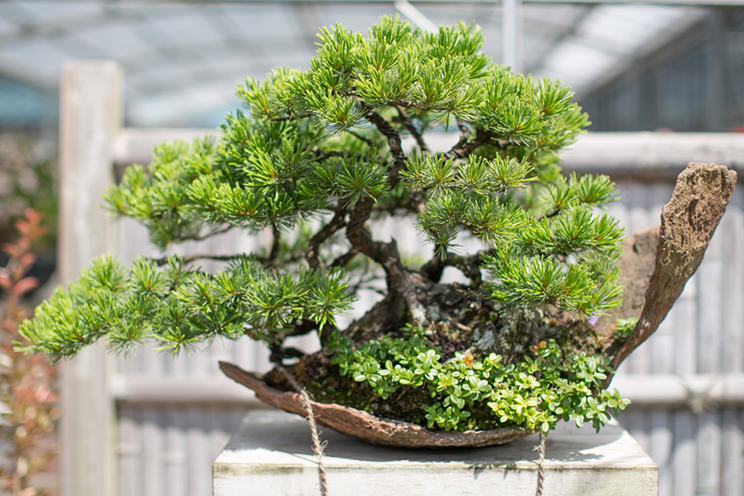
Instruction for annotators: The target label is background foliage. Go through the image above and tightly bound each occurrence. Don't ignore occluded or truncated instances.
[1,210,58,496]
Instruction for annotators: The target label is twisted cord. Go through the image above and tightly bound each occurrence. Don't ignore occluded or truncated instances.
[279,367,329,496]
[279,365,549,496]
[534,430,547,496]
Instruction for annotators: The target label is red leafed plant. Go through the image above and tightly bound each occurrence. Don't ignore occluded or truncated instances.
[0,209,58,496]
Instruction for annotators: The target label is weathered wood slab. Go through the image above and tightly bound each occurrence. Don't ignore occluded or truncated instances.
[611,162,737,369]
[595,225,660,337]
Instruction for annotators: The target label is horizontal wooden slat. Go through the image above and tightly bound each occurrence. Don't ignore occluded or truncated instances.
[112,128,217,167]
[560,132,744,178]
[111,376,263,406]
[612,374,744,407]
[113,129,744,180]
[111,373,744,407]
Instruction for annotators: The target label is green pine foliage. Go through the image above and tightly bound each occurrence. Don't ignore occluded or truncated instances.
[20,17,629,433]
[22,255,353,357]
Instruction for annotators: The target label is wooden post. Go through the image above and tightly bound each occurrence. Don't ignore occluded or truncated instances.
[59,61,121,496]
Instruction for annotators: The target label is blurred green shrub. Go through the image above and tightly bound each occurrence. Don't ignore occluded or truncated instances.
[0,135,57,250]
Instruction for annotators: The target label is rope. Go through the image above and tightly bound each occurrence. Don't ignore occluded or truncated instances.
[279,366,329,496]
[534,430,547,496]
[278,365,550,496]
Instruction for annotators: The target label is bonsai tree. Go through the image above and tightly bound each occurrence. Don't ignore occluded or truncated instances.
[17,17,735,444]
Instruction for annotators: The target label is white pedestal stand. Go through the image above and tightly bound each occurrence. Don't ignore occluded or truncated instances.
[214,410,657,496]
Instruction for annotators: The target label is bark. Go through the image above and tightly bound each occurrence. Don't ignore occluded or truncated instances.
[268,224,281,263]
[420,251,485,284]
[594,226,659,339]
[441,127,517,160]
[305,202,347,270]
[364,109,406,189]
[608,162,737,372]
[443,126,489,160]
[393,106,430,155]
[338,109,431,327]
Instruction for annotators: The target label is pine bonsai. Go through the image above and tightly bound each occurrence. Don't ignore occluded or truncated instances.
[21,17,637,437]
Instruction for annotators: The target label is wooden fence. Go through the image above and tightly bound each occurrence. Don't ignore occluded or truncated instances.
[60,62,744,496]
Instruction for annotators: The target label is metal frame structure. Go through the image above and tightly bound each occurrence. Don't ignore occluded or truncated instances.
[0,0,712,128]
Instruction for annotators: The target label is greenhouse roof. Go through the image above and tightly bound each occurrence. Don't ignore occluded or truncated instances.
[0,1,704,128]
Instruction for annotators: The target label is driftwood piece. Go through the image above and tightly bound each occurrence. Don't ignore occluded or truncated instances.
[219,361,532,448]
[614,226,661,324]
[609,162,737,370]
[595,226,660,338]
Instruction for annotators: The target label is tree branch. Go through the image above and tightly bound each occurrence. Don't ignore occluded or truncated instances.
[347,129,375,148]
[331,248,358,268]
[312,148,346,161]
[153,253,246,267]
[441,127,520,161]
[268,224,281,263]
[393,106,430,156]
[358,104,434,220]
[420,251,487,285]
[269,343,306,365]
[346,197,428,326]
[175,225,232,243]
[535,208,561,222]
[339,104,431,326]
[364,108,406,187]
[442,127,490,160]
[305,202,348,270]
